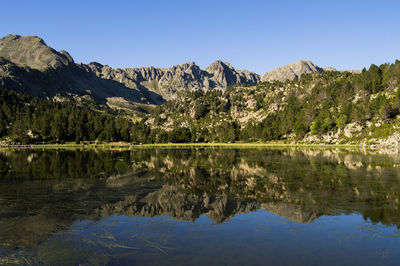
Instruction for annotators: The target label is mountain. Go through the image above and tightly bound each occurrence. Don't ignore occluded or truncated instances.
[82,59,260,101]
[8,34,400,146]
[0,34,260,111]
[261,60,329,82]
[1,34,346,113]
[0,35,163,110]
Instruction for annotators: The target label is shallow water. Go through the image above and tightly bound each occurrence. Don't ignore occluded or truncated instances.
[1,148,400,265]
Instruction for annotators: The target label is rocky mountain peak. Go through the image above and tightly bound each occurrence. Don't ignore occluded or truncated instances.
[204,60,260,88]
[293,60,323,72]
[206,60,233,73]
[261,60,324,82]
[205,60,231,87]
[0,34,74,71]
[169,61,200,73]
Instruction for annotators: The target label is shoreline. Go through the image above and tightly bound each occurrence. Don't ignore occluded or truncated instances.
[0,142,363,150]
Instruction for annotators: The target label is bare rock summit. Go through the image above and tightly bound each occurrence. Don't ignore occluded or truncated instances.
[261,60,327,82]
[0,34,74,71]
[206,60,260,88]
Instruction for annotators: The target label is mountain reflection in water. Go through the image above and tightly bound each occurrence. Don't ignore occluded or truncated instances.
[0,148,400,264]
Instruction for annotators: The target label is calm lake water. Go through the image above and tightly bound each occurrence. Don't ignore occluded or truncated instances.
[1,147,400,265]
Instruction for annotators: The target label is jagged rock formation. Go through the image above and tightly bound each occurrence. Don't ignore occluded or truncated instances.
[0,34,260,109]
[261,60,328,82]
[78,60,260,101]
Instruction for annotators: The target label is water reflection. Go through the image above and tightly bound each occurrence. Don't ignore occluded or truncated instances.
[1,148,400,264]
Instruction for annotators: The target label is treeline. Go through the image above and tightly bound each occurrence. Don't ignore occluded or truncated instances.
[0,89,150,143]
[0,89,233,144]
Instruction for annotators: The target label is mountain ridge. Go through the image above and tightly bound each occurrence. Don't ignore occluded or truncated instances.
[0,34,342,112]
[0,34,262,109]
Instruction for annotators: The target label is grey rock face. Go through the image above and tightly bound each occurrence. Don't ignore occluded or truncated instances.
[261,60,326,82]
[206,60,260,88]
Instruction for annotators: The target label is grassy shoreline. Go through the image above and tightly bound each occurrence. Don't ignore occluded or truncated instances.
[0,142,362,150]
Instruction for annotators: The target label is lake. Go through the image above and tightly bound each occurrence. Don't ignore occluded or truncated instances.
[0,147,400,265]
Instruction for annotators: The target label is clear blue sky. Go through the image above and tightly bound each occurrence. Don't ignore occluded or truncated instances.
[2,0,400,74]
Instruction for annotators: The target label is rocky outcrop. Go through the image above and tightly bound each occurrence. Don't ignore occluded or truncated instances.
[370,131,400,147]
[261,60,326,82]
[344,122,363,138]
